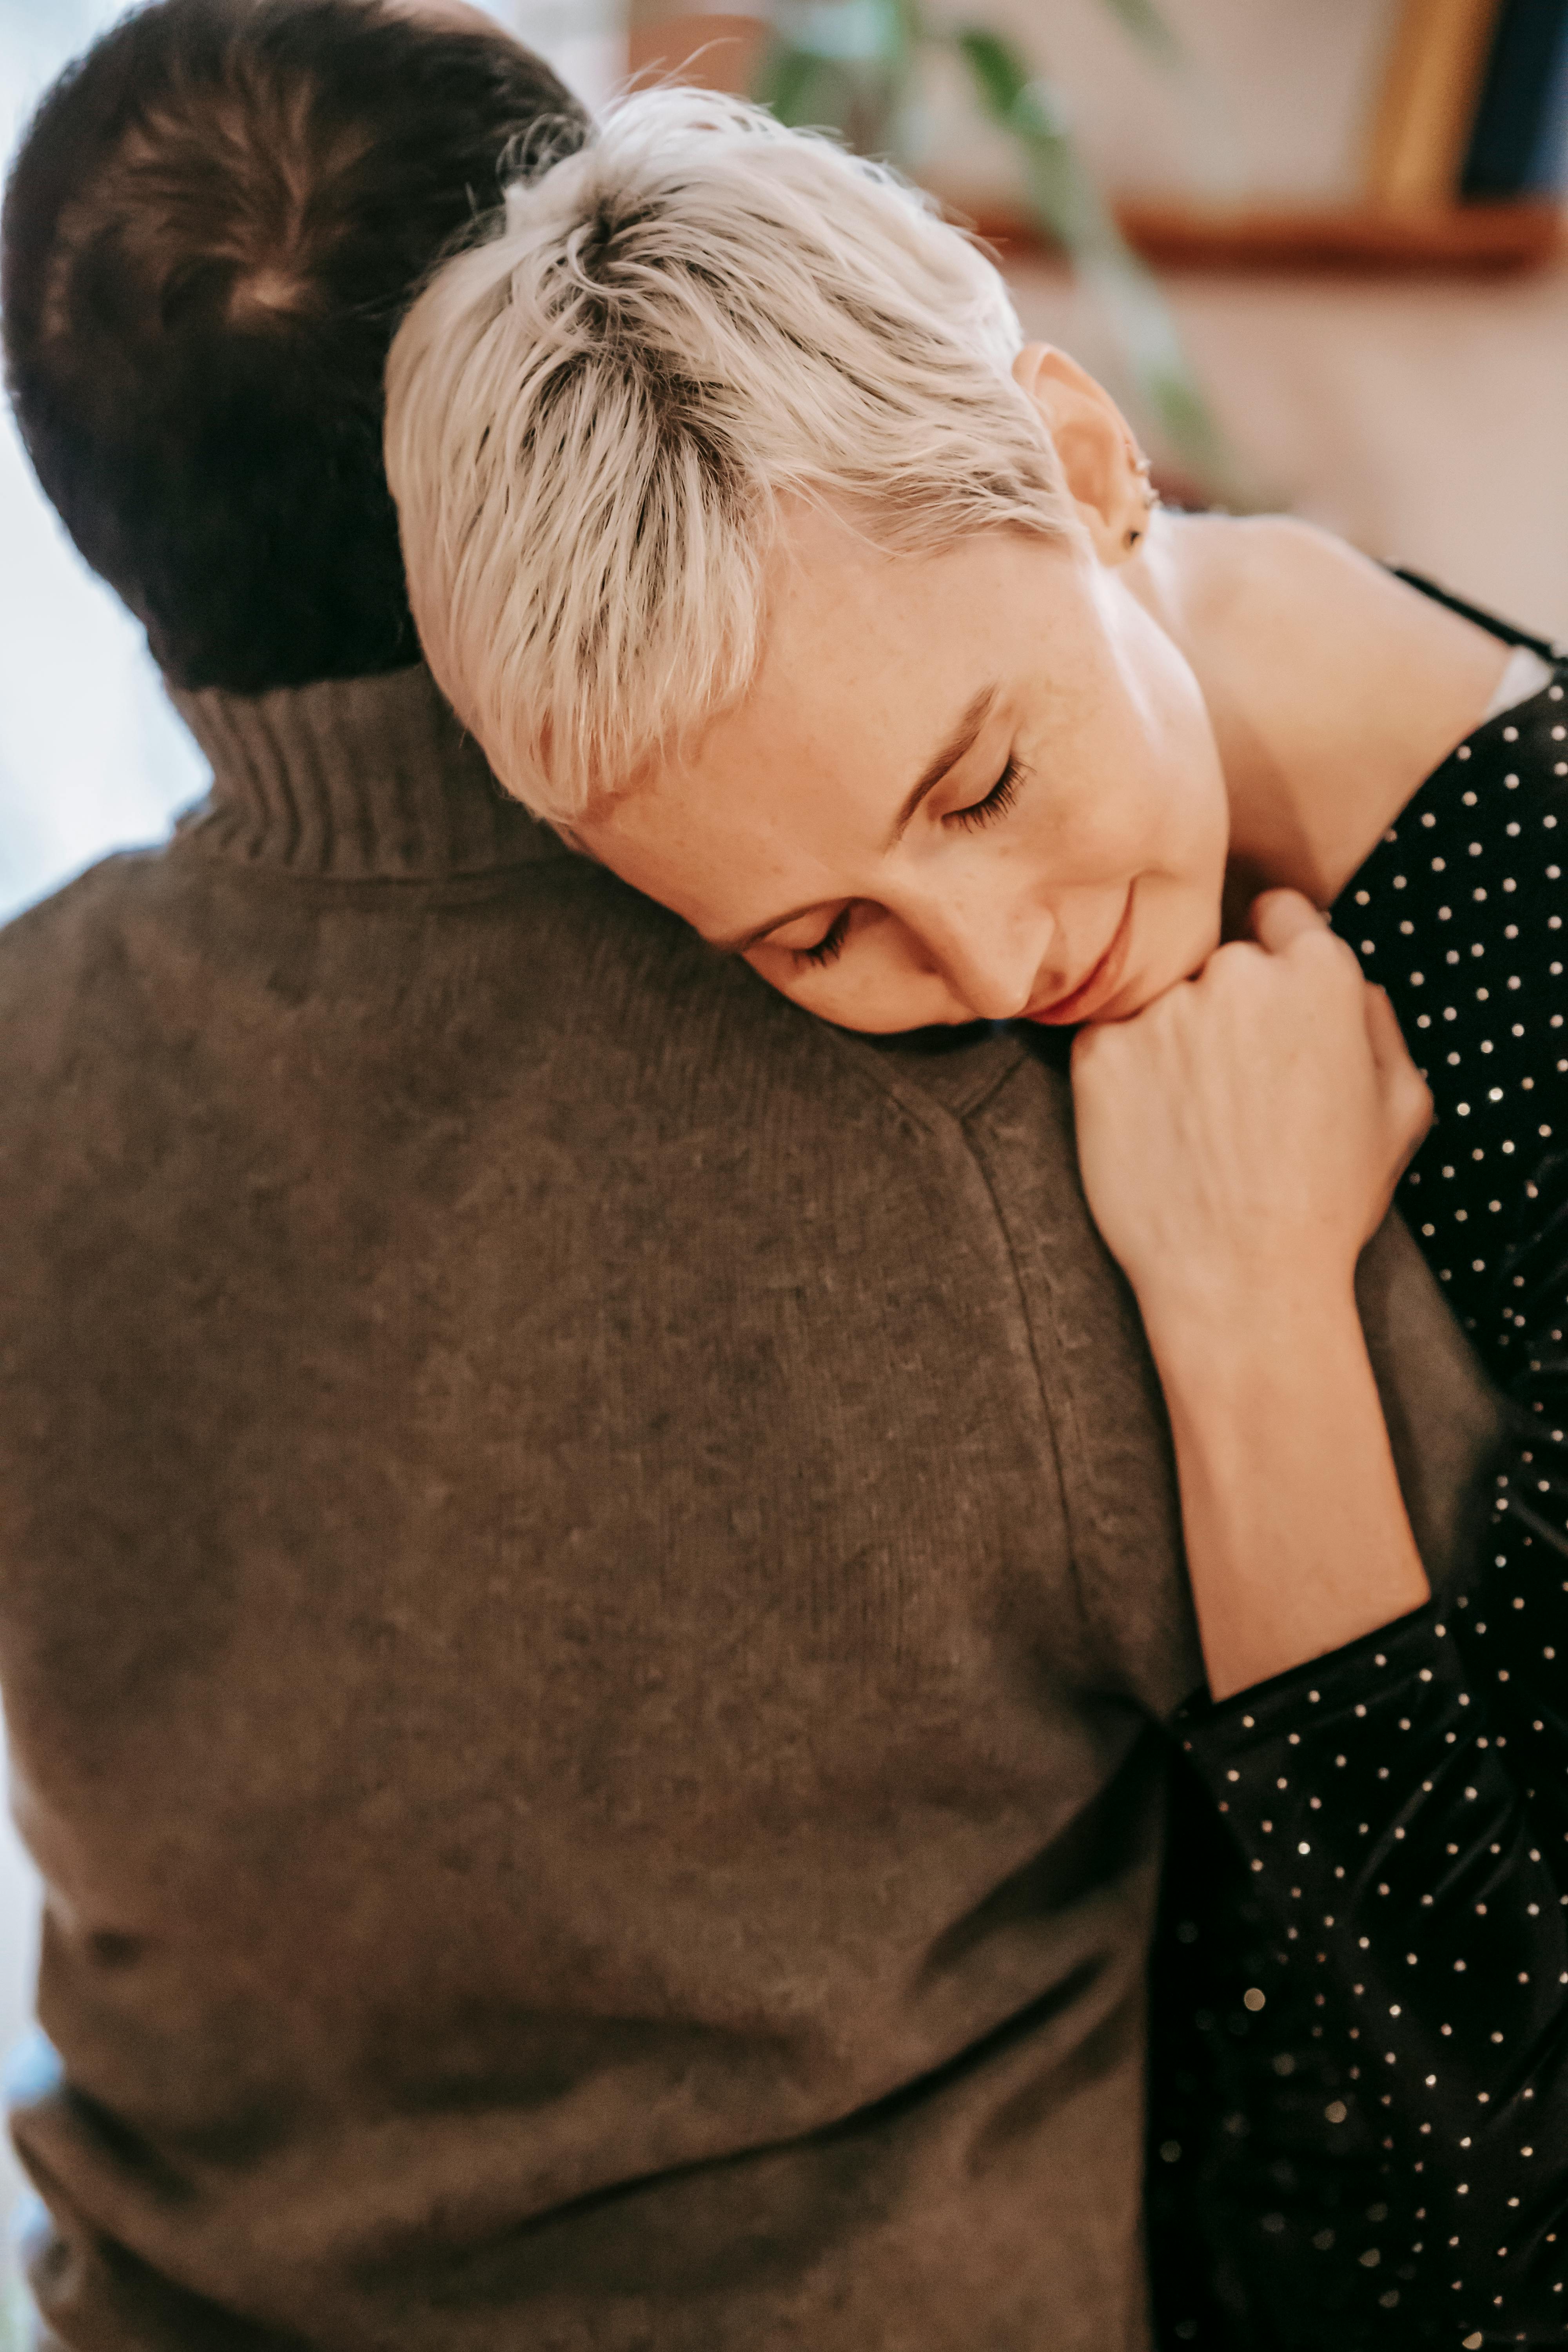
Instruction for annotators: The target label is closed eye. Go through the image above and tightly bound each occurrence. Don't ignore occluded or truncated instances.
[947,756,1024,832]
[791,905,853,969]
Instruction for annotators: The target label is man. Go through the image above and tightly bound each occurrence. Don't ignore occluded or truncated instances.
[0,4,1501,2346]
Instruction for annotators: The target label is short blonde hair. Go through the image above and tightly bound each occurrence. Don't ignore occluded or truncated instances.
[385,87,1072,822]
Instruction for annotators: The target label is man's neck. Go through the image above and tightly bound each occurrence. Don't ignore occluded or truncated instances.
[1127,512,1512,923]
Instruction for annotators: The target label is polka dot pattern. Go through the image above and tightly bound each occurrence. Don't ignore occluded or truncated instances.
[1151,612,1568,2345]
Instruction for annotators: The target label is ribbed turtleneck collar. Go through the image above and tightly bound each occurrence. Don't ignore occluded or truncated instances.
[168,664,561,882]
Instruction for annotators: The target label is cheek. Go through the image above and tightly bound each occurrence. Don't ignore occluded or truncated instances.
[752,939,966,1036]
[1121,721,1229,889]
[1028,695,1214,892]
[1099,601,1228,878]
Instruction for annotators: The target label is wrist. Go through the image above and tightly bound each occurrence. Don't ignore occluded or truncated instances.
[1146,1287,1430,1699]
[1140,1265,1363,1400]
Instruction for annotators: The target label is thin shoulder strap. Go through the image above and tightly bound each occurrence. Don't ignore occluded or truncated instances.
[1391,565,1561,661]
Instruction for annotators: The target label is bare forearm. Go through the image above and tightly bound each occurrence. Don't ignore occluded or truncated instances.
[1146,1283,1430,1700]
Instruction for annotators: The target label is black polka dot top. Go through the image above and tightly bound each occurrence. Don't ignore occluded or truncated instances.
[1148,577,1568,2350]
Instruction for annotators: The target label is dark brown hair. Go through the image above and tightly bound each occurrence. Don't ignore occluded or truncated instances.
[2,0,585,691]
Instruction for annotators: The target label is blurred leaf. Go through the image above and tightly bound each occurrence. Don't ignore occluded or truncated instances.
[766,0,909,67]
[754,39,832,123]
[1096,0,1184,66]
[755,4,1237,496]
[953,24,1230,491]
[956,29,1115,252]
[757,0,918,143]
[951,24,1031,119]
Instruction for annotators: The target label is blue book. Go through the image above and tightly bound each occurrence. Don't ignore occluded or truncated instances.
[1461,0,1568,196]
[1532,13,1568,184]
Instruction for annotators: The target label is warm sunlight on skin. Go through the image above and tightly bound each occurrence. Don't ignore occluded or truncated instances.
[577,503,1232,1034]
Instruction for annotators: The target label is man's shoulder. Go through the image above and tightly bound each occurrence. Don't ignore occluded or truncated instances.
[0,841,162,949]
[0,843,171,1057]
[0,826,1068,1160]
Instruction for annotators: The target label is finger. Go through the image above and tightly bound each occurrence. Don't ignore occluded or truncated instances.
[1363,985,1433,1163]
[1248,888,1331,955]
[1363,982,1428,1107]
[1362,981,1412,1082]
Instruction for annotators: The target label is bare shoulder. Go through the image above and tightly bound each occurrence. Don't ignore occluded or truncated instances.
[1159,511,1378,638]
[1203,512,1508,686]
[1222,512,1386,602]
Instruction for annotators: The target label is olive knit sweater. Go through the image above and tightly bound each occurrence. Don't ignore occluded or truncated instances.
[0,666,1503,2351]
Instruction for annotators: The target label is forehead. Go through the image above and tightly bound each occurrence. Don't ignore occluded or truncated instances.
[584,507,1085,929]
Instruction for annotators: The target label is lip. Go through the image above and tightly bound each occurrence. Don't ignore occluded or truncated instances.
[1023,891,1137,1026]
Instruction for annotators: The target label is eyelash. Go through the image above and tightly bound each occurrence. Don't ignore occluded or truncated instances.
[790,757,1024,969]
[794,906,854,969]
[949,755,1023,832]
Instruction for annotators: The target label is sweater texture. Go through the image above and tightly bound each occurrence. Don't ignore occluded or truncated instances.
[0,665,1505,2350]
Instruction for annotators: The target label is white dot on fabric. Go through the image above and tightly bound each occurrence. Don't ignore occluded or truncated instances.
[1178,635,1568,2314]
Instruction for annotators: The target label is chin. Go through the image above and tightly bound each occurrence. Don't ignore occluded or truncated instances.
[1093,923,1216,1025]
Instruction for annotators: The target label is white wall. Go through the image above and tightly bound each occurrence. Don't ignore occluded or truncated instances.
[0,1,625,933]
[929,0,1403,204]
[0,2,207,927]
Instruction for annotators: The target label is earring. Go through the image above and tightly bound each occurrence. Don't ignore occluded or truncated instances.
[1123,450,1158,552]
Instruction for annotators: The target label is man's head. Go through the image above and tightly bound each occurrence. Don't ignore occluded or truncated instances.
[1,0,585,692]
[387,90,1229,1037]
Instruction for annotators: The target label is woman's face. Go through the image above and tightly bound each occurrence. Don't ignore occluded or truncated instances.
[575,501,1230,1034]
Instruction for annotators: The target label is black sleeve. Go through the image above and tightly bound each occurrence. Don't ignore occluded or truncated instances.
[1170,651,1568,2341]
[1178,1173,1568,2343]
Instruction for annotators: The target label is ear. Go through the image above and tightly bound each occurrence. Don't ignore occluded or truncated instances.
[1011,345,1152,566]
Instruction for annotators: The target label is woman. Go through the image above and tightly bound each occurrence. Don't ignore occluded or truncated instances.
[384,89,1566,2341]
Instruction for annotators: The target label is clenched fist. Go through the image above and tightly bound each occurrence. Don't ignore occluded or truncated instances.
[1071,890,1432,1350]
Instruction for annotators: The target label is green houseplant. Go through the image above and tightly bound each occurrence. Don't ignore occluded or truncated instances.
[753,0,1231,493]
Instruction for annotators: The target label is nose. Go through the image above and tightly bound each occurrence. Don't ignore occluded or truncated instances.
[904,888,1053,1023]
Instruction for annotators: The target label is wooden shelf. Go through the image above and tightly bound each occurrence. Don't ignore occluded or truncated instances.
[967,197,1563,276]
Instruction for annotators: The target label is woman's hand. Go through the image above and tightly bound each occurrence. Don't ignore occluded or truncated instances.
[1071,889,1431,1350]
[1073,890,1435,1697]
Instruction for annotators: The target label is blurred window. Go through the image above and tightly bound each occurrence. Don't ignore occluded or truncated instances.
[0,0,624,926]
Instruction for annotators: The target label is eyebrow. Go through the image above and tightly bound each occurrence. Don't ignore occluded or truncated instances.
[886,683,999,848]
[710,682,1000,956]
